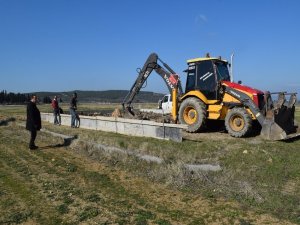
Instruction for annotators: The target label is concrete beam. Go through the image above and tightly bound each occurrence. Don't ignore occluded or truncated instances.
[41,113,187,142]
[39,128,222,172]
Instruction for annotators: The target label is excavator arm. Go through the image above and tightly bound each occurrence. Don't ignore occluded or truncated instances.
[122,53,183,115]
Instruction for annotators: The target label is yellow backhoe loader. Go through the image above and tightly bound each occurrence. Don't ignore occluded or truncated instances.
[122,53,299,140]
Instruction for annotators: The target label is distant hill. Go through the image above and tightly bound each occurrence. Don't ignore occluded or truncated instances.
[30,90,164,103]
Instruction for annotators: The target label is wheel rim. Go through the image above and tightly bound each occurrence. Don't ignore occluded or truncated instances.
[183,106,198,125]
[229,115,245,132]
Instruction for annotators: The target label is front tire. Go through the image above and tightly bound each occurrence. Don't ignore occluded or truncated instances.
[179,97,207,133]
[225,107,252,137]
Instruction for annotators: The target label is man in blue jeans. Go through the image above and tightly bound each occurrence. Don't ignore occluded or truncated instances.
[70,92,77,128]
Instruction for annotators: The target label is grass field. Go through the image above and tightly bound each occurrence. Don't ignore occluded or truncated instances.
[0,104,299,224]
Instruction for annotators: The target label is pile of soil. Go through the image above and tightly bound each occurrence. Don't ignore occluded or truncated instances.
[78,108,173,123]
[123,109,173,123]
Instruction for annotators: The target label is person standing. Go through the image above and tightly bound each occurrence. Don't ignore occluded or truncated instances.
[69,92,77,128]
[51,96,61,125]
[26,95,41,150]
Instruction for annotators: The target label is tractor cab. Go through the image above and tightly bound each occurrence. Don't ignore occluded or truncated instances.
[185,56,230,100]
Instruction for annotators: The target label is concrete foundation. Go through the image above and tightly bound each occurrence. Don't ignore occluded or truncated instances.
[41,113,187,142]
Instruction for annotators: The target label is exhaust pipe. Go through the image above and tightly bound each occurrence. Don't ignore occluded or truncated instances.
[230,53,234,82]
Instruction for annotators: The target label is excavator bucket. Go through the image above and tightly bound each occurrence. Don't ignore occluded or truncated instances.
[121,103,136,117]
[125,106,135,116]
[260,92,299,140]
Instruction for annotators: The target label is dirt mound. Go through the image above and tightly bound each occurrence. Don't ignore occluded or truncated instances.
[79,108,173,123]
[124,110,172,123]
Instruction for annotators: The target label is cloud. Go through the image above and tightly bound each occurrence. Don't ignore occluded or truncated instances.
[195,14,208,24]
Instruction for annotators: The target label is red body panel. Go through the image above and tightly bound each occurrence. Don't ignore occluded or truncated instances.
[222,81,264,106]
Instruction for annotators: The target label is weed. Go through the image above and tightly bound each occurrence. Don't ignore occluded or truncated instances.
[67,163,77,172]
[7,211,31,224]
[134,209,156,225]
[57,204,69,214]
[86,193,101,203]
[78,206,99,222]
[155,219,172,225]
[239,219,253,225]
[2,198,16,208]
[84,171,113,188]
[168,209,185,220]
[188,218,205,225]
[118,140,127,148]
[117,210,133,218]
[63,196,74,205]
[116,218,130,225]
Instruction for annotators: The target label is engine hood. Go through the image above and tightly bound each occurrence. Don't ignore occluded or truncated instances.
[222,81,264,95]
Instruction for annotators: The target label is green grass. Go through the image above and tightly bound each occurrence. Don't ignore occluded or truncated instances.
[0,105,300,224]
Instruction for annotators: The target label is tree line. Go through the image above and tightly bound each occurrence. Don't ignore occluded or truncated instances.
[0,90,28,104]
[0,90,53,104]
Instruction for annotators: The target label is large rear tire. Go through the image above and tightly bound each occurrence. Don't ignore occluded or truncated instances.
[225,107,252,137]
[179,97,207,133]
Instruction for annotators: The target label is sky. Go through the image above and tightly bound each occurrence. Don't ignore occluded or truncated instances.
[1,0,300,95]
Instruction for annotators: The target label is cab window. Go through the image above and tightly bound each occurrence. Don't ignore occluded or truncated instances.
[162,95,169,103]
[215,61,230,81]
[185,65,196,93]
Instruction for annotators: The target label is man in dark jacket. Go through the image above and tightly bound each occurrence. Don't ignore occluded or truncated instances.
[69,92,77,128]
[26,95,41,150]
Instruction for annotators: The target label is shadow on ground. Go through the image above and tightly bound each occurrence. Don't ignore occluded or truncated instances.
[0,117,16,126]
[39,135,77,150]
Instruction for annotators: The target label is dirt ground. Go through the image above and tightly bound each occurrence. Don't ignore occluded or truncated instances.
[107,109,251,141]
[1,114,298,224]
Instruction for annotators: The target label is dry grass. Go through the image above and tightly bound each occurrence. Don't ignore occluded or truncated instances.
[0,105,300,224]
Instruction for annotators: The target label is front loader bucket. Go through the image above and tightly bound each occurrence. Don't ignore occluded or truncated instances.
[260,120,287,140]
[260,93,299,140]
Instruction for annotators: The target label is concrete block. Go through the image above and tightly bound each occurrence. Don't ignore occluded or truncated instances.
[80,116,97,130]
[41,113,185,142]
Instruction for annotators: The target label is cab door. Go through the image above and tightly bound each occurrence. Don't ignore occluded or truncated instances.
[195,60,218,100]
[161,94,172,114]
